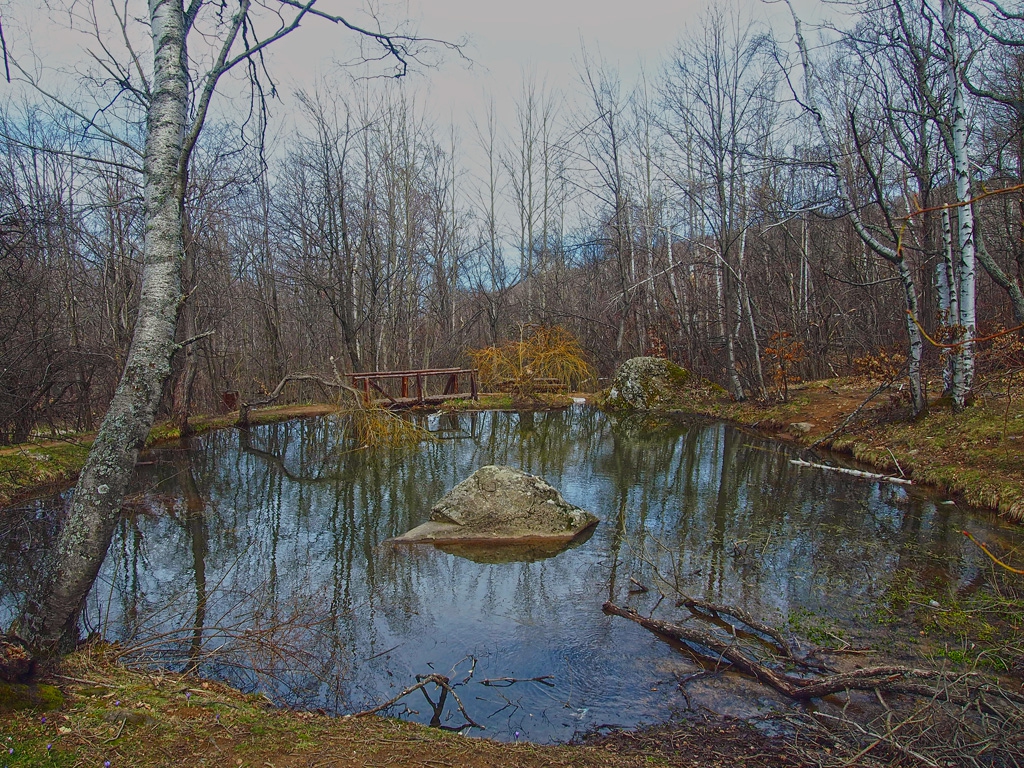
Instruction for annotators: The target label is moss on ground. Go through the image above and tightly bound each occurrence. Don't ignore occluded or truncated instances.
[0,646,798,768]
[0,682,63,713]
[0,442,90,508]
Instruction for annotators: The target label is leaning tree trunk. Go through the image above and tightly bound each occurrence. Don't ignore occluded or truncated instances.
[787,4,926,415]
[18,0,188,655]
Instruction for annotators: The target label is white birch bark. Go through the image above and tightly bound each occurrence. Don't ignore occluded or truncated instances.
[21,0,189,653]
[938,208,957,395]
[785,1,926,415]
[942,0,977,410]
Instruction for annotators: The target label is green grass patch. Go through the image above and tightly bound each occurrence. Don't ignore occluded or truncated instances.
[0,442,91,506]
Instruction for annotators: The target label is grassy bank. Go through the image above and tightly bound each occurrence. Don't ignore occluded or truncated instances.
[0,404,338,508]
[0,645,798,768]
[684,376,1024,522]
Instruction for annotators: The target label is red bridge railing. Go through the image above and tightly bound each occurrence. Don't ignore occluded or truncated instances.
[350,367,479,407]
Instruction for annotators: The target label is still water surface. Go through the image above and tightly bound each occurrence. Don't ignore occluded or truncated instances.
[3,407,1021,742]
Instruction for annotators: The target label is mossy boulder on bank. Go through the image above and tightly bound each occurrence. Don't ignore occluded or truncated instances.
[0,682,63,712]
[600,357,694,411]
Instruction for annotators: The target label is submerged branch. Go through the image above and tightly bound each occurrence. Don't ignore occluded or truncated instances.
[350,673,482,730]
[603,602,938,701]
[676,597,795,660]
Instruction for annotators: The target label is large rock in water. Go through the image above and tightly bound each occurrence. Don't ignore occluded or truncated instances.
[601,356,691,410]
[392,465,598,544]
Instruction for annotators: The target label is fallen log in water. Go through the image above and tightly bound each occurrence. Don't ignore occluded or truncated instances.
[676,597,796,661]
[603,602,936,700]
[789,459,912,485]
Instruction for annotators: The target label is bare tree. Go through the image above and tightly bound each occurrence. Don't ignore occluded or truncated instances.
[662,6,778,399]
[785,0,930,414]
[10,0,456,655]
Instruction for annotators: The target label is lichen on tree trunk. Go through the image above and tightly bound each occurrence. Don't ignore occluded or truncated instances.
[19,0,189,655]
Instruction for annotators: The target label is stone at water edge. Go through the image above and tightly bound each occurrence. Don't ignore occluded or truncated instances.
[391,465,598,543]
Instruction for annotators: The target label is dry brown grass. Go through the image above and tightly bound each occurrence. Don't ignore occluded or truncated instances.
[468,326,596,397]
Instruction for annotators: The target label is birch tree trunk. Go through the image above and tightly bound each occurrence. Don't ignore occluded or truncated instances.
[19,0,189,654]
[786,1,926,415]
[942,0,977,411]
[938,208,957,395]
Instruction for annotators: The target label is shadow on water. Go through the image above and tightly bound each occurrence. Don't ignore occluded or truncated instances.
[1,405,1022,743]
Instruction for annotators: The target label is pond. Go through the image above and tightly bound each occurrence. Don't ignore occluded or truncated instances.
[2,406,1021,743]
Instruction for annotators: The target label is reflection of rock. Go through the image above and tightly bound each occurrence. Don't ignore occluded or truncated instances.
[608,412,681,439]
[601,357,692,411]
[435,524,596,564]
[391,465,598,546]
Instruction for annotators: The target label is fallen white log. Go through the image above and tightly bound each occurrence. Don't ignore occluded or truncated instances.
[789,459,912,485]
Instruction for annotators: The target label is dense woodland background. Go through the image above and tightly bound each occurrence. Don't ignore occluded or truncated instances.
[3,0,1024,444]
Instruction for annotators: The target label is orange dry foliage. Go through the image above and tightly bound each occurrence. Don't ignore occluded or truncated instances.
[853,348,907,384]
[468,326,596,397]
[762,331,805,401]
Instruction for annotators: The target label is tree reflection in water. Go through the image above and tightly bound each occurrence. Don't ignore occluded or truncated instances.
[1,406,1019,743]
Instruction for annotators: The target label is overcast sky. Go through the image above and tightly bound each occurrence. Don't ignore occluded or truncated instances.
[266,0,833,128]
[1,0,834,184]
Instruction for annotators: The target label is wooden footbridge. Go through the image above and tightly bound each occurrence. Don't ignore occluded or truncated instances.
[350,367,479,408]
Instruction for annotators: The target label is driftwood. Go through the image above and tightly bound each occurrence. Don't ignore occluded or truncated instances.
[789,459,913,485]
[351,673,482,730]
[676,597,795,661]
[603,602,936,701]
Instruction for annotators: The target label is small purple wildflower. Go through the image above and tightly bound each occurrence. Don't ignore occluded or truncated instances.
[113,700,120,707]
[40,716,46,723]
[185,691,191,702]
[105,762,111,767]
[46,743,52,751]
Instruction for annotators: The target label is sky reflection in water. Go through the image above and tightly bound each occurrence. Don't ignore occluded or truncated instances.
[6,406,1020,743]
